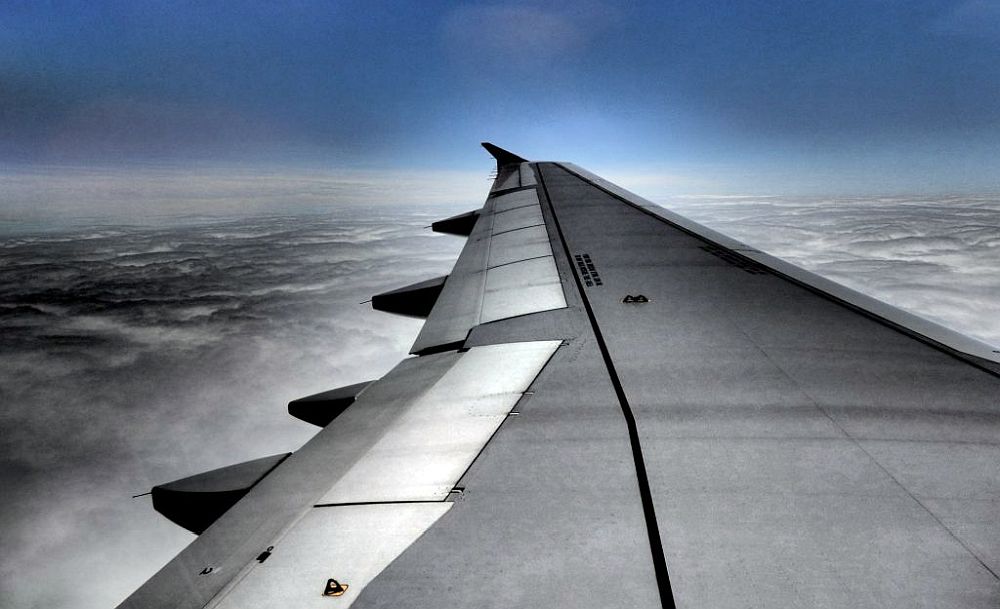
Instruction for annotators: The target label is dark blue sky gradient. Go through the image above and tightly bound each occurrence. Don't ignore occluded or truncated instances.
[3,0,1000,192]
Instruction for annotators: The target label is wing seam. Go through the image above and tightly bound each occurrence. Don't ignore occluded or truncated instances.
[535,162,678,609]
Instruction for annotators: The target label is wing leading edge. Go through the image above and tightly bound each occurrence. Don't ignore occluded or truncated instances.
[120,144,1000,609]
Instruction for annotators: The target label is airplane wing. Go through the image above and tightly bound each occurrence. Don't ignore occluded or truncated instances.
[120,144,1000,608]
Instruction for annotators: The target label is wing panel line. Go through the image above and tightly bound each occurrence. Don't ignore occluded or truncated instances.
[535,163,678,609]
[491,222,546,237]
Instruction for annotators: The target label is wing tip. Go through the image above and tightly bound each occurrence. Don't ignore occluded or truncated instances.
[481,142,528,167]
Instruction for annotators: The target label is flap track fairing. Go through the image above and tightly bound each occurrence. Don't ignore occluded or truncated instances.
[371,275,447,318]
[287,380,373,427]
[151,453,290,534]
[431,211,479,236]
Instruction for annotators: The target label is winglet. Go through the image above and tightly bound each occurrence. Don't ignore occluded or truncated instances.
[481,142,528,168]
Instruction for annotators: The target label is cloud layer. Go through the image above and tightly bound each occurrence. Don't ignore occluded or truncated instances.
[0,207,464,608]
[0,166,485,223]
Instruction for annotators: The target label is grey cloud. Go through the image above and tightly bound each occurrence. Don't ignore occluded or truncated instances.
[0,206,465,609]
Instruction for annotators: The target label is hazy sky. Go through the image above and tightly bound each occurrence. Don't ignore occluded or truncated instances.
[4,0,1000,194]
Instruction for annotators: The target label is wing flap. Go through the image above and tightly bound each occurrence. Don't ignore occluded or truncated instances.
[481,256,564,323]
[411,180,565,354]
[318,340,560,504]
[119,339,559,608]
[491,201,544,233]
[487,225,551,267]
[213,503,451,609]
[491,188,538,213]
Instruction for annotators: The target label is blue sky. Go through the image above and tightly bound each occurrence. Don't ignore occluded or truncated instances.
[3,0,1000,194]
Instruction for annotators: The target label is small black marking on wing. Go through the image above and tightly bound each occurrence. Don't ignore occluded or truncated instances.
[622,294,650,304]
[323,578,349,597]
[574,253,604,287]
[700,244,768,274]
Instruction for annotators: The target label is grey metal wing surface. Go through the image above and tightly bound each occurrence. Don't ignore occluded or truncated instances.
[120,144,1000,609]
